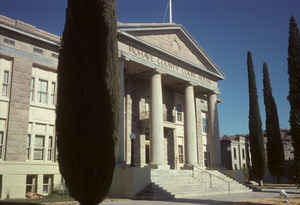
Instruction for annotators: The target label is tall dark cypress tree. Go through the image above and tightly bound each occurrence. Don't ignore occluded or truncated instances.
[56,1,120,204]
[247,51,266,185]
[262,62,285,183]
[288,16,300,186]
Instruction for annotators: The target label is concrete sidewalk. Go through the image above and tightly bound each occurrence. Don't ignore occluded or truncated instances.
[102,189,299,205]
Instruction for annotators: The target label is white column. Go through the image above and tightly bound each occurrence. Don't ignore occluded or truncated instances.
[117,58,125,165]
[208,91,221,168]
[150,72,164,167]
[184,84,198,167]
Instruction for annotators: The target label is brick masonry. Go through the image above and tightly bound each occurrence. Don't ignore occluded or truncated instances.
[5,56,32,161]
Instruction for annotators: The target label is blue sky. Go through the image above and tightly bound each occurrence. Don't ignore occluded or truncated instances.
[1,0,299,136]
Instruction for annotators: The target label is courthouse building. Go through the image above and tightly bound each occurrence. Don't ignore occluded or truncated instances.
[0,14,225,199]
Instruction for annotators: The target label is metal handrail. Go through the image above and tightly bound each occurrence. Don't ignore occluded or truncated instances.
[192,169,231,193]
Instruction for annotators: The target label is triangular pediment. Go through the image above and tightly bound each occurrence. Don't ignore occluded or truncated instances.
[118,23,225,79]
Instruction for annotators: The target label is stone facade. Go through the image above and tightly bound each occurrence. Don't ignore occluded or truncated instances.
[0,15,225,199]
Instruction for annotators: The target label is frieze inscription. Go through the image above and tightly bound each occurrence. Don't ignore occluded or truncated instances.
[128,46,214,85]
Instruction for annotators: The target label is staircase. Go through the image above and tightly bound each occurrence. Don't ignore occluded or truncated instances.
[135,169,252,200]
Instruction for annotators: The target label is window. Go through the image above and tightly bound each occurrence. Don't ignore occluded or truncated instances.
[34,135,45,160]
[204,151,210,167]
[43,175,53,194]
[202,113,208,133]
[26,175,37,193]
[0,131,3,159]
[176,104,182,121]
[178,145,184,163]
[50,82,56,105]
[47,136,54,161]
[243,164,246,169]
[38,79,48,104]
[242,148,245,160]
[30,78,35,102]
[27,134,31,160]
[2,70,9,96]
[3,38,15,46]
[33,47,43,54]
[233,147,237,160]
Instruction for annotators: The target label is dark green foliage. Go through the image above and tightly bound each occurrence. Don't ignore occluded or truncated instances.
[262,62,285,182]
[288,16,300,185]
[247,51,266,184]
[56,1,119,204]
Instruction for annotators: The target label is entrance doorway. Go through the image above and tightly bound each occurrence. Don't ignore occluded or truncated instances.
[164,127,175,169]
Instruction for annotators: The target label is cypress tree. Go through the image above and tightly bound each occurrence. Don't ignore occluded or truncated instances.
[288,16,300,186]
[262,62,285,183]
[56,1,120,204]
[247,51,266,185]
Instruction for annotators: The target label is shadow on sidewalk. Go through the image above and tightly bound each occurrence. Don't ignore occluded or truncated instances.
[0,202,41,205]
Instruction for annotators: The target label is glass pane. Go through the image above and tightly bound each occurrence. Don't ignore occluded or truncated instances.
[0,132,3,144]
[43,185,48,193]
[51,82,55,94]
[35,135,45,147]
[34,149,43,160]
[31,78,35,89]
[27,134,31,146]
[4,71,9,83]
[48,136,53,148]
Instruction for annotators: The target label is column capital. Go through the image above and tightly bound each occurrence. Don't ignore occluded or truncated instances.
[185,81,197,87]
[208,90,220,96]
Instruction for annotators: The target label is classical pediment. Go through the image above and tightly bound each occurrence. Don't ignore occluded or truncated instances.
[118,23,225,80]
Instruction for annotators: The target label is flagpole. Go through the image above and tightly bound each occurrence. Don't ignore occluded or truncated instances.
[169,0,173,23]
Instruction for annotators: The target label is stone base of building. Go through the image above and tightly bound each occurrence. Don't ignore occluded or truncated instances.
[148,163,170,170]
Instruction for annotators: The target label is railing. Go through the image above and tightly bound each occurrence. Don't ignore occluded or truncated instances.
[140,111,175,123]
[192,169,231,194]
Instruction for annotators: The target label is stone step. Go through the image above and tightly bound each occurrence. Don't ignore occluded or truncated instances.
[135,169,252,200]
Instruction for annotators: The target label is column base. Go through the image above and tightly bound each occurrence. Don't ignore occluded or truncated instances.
[183,164,200,170]
[148,163,170,170]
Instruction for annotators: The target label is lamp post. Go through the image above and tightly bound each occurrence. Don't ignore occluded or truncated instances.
[130,133,136,167]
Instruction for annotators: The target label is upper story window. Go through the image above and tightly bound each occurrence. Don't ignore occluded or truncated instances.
[2,70,9,97]
[0,131,4,159]
[38,79,48,104]
[47,136,54,161]
[242,148,245,160]
[30,78,35,102]
[33,47,43,55]
[201,112,208,133]
[3,38,15,46]
[176,104,183,121]
[233,147,237,160]
[34,135,45,160]
[50,82,56,105]
[26,134,31,160]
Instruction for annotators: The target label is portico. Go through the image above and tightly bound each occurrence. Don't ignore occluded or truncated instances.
[116,23,224,170]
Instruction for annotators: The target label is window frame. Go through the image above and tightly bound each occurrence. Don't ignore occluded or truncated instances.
[33,135,45,160]
[26,175,38,193]
[178,145,184,164]
[2,70,9,97]
[37,79,48,104]
[43,175,53,194]
[30,77,35,102]
[50,82,56,105]
[0,131,4,159]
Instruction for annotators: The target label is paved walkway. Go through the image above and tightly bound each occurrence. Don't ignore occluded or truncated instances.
[102,189,300,205]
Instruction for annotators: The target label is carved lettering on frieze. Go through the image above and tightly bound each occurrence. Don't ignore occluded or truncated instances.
[127,46,214,85]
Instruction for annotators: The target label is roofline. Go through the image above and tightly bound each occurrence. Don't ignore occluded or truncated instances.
[0,15,60,47]
[118,23,225,79]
